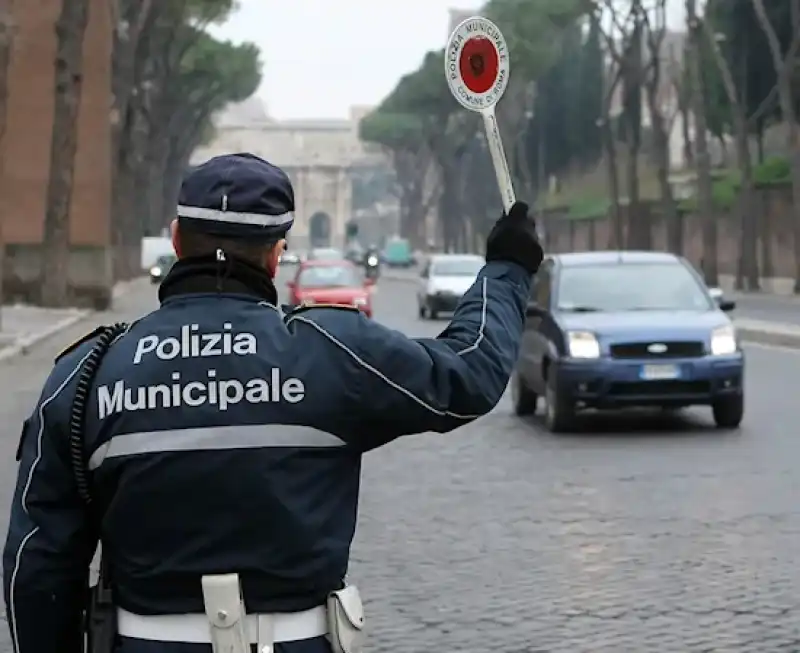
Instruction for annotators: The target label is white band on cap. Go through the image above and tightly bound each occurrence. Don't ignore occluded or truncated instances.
[177,204,294,227]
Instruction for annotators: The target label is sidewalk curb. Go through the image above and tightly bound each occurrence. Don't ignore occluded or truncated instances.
[736,326,800,349]
[0,276,145,362]
[0,311,92,362]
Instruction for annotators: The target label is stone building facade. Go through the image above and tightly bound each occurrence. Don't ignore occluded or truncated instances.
[192,101,384,251]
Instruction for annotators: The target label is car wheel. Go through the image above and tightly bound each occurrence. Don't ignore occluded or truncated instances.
[543,373,575,433]
[712,394,743,429]
[511,371,538,416]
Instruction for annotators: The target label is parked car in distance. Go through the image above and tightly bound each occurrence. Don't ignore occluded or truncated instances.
[279,251,302,265]
[149,253,177,284]
[307,247,345,262]
[382,237,414,268]
[513,251,743,432]
[417,254,484,319]
[287,260,374,317]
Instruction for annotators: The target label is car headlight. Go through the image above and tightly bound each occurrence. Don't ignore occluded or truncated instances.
[710,325,737,355]
[567,331,601,359]
[150,266,162,276]
[353,297,368,307]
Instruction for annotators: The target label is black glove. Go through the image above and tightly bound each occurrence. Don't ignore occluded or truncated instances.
[485,201,543,274]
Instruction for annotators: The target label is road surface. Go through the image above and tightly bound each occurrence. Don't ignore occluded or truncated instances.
[0,270,798,651]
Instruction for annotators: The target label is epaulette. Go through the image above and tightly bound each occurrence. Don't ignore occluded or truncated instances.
[289,302,361,314]
[55,325,107,363]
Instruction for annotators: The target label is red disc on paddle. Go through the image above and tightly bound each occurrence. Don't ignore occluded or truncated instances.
[458,37,499,95]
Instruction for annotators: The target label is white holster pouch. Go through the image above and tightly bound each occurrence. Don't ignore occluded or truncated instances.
[326,585,365,653]
[201,574,250,653]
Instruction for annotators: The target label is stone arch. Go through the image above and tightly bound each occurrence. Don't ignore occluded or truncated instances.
[309,211,332,247]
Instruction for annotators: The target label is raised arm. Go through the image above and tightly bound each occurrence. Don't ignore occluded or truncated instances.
[356,259,532,443]
[288,202,543,451]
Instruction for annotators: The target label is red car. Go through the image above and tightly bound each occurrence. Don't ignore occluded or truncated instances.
[287,259,374,317]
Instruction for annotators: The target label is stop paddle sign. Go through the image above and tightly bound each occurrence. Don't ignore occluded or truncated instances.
[445,16,514,212]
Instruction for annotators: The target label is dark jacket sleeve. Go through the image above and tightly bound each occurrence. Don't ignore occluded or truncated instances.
[289,261,531,450]
[3,353,97,653]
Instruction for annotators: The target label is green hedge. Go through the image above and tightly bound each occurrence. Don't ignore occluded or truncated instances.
[679,156,790,211]
[548,156,790,219]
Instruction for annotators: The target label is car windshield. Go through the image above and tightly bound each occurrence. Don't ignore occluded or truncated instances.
[431,258,483,276]
[298,265,360,288]
[556,262,713,312]
[310,248,344,260]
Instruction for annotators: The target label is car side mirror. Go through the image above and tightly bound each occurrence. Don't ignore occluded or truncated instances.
[708,286,734,311]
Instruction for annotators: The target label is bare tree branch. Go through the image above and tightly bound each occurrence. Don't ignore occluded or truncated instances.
[746,85,778,128]
[597,0,637,63]
[701,17,740,112]
[752,0,800,83]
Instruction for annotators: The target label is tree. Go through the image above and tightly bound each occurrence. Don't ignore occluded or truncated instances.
[642,0,683,253]
[359,109,436,247]
[40,0,91,306]
[698,0,793,288]
[597,0,656,249]
[484,0,593,201]
[110,0,158,279]
[701,14,759,289]
[377,50,479,251]
[109,0,259,279]
[153,34,261,234]
[351,164,395,213]
[751,0,800,290]
[459,133,501,250]
[686,0,718,285]
[709,0,781,161]
[591,8,625,247]
[597,1,648,247]
[363,0,594,251]
[0,0,15,322]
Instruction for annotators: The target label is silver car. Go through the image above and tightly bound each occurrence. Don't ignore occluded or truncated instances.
[308,247,345,261]
[417,254,484,320]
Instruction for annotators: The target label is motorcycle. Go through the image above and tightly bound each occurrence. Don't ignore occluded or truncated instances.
[364,253,380,281]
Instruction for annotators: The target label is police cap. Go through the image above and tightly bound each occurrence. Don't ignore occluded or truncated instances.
[177,153,294,242]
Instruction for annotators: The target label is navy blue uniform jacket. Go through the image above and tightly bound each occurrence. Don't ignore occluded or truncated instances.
[2,260,531,652]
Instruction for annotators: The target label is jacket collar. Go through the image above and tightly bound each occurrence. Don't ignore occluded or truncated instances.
[158,254,278,305]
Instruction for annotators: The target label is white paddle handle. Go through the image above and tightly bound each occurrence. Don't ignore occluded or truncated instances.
[481,107,515,214]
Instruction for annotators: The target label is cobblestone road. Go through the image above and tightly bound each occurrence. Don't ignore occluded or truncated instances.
[0,272,798,651]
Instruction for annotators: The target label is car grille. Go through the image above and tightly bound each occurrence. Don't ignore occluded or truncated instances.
[609,341,705,359]
[609,380,710,396]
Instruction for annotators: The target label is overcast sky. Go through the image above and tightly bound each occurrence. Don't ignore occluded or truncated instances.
[210,0,687,121]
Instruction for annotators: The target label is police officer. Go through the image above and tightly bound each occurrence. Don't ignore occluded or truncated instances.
[3,152,543,653]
